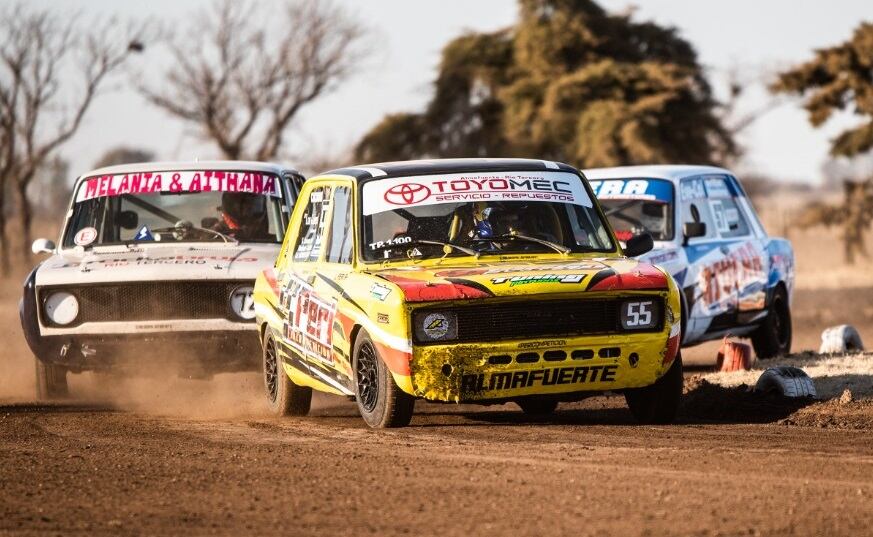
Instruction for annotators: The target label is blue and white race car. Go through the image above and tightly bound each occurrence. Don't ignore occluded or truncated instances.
[585,165,794,358]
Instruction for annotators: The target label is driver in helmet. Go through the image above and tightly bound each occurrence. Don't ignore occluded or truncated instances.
[215,192,269,240]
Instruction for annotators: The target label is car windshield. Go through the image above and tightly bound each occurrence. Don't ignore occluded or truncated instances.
[591,178,674,241]
[62,170,287,248]
[360,171,614,262]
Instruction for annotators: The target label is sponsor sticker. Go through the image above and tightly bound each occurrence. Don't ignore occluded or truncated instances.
[74,227,98,246]
[75,170,280,202]
[490,274,586,287]
[422,312,450,340]
[370,283,391,301]
[460,364,618,393]
[377,312,389,324]
[362,171,592,215]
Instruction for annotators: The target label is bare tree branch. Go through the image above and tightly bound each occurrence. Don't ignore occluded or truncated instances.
[0,4,149,272]
[140,0,368,161]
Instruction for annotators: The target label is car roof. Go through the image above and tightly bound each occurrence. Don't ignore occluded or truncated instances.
[77,160,300,184]
[582,164,733,183]
[320,158,578,181]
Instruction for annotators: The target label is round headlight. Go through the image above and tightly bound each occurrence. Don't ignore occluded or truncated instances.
[44,292,79,325]
[230,285,256,320]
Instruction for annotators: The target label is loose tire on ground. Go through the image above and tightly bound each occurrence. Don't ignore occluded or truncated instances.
[263,330,311,416]
[516,398,559,415]
[34,357,68,400]
[751,286,792,359]
[624,354,683,424]
[353,330,414,428]
[755,366,817,399]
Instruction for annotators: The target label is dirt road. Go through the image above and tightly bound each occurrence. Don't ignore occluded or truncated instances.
[3,390,873,537]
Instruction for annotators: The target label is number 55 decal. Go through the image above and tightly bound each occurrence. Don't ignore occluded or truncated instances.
[621,300,657,329]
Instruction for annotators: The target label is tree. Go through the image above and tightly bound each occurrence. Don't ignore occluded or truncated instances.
[355,0,735,167]
[92,147,156,169]
[775,23,873,262]
[141,0,367,162]
[772,22,873,158]
[0,4,146,274]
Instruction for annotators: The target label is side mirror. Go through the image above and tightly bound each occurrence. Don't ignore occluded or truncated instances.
[624,232,654,257]
[682,222,707,245]
[31,238,56,255]
[201,217,219,228]
[118,210,139,230]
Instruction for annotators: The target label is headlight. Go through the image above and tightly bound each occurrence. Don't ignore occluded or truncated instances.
[230,285,256,320]
[620,299,659,330]
[413,311,458,343]
[44,291,79,325]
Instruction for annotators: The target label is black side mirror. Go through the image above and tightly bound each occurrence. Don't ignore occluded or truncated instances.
[682,221,706,245]
[118,210,139,230]
[624,232,654,257]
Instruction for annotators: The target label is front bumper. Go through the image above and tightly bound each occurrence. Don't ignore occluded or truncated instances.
[27,329,261,374]
[409,331,677,403]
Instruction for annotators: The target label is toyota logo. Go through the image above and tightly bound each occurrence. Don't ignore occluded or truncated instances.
[384,183,431,205]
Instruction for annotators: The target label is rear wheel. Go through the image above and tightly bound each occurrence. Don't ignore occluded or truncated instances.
[353,331,414,428]
[516,398,558,415]
[35,357,68,400]
[263,331,311,416]
[624,354,683,424]
[751,287,792,359]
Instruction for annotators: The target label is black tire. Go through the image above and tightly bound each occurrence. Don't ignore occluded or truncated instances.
[263,331,311,416]
[516,397,558,415]
[755,366,817,398]
[353,330,414,428]
[751,286,792,359]
[35,357,68,400]
[624,354,683,424]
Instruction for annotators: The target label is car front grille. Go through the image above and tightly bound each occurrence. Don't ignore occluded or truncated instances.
[40,281,245,326]
[415,297,663,344]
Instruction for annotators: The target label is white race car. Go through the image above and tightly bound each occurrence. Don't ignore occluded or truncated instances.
[20,161,303,398]
[585,165,795,359]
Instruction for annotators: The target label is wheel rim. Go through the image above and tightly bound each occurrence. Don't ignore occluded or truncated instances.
[356,341,379,412]
[264,337,279,403]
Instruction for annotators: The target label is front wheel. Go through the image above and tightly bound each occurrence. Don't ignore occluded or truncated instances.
[263,331,311,416]
[624,354,683,424]
[751,287,792,359]
[353,330,414,428]
[35,357,68,400]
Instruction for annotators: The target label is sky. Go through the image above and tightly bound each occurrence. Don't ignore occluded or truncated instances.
[27,0,873,183]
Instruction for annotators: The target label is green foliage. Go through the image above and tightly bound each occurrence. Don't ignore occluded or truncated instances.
[773,23,873,157]
[356,0,734,167]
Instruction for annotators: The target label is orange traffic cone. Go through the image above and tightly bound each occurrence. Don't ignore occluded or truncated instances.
[716,337,753,372]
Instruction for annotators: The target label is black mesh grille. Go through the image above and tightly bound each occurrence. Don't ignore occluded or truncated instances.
[41,282,244,325]
[416,297,663,344]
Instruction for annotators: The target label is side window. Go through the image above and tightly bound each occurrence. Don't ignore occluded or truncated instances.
[710,197,750,238]
[293,186,331,262]
[680,178,717,242]
[325,186,353,264]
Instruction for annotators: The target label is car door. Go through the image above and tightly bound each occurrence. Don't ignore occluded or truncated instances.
[314,184,356,385]
[276,183,350,394]
[678,175,734,339]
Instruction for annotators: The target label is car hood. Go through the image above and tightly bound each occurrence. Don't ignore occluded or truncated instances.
[369,257,668,303]
[34,243,279,286]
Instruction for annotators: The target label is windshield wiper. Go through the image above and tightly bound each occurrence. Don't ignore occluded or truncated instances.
[151,221,240,245]
[407,239,479,258]
[474,233,570,255]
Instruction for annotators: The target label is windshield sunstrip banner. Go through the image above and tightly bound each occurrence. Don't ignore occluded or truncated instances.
[75,170,281,202]
[362,171,592,215]
[589,178,673,202]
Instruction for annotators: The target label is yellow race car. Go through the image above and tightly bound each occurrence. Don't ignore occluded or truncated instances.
[254,159,682,428]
